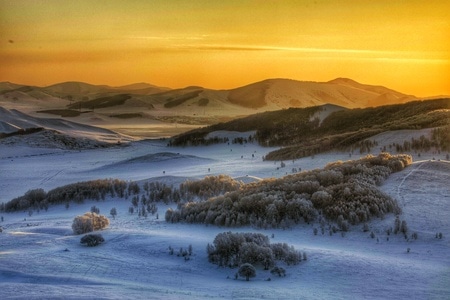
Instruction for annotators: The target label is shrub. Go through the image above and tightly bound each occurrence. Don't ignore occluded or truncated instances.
[207,232,302,269]
[270,266,286,277]
[72,212,110,235]
[80,234,105,247]
[238,263,256,281]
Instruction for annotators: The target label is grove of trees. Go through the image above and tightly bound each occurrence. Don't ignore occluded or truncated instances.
[2,179,129,212]
[166,153,411,229]
[207,232,304,270]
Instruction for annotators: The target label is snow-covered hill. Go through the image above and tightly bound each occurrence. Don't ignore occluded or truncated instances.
[227,78,417,109]
[0,107,126,147]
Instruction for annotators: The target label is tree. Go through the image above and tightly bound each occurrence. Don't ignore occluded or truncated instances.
[80,234,104,247]
[400,220,408,235]
[270,266,286,277]
[110,207,117,219]
[362,223,369,232]
[394,216,401,234]
[238,263,256,281]
[72,212,110,235]
[91,205,100,214]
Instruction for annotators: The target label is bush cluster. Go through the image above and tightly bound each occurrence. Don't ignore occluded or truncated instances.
[167,153,411,228]
[207,232,303,270]
[179,175,242,200]
[72,212,110,235]
[80,234,105,247]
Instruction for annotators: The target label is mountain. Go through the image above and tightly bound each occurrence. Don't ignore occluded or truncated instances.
[43,81,111,96]
[1,77,419,111]
[0,78,430,138]
[327,78,415,106]
[42,81,168,98]
[114,82,161,90]
[112,83,171,95]
[227,78,417,109]
[0,82,25,91]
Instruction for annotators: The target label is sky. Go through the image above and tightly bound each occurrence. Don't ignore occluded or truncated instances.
[0,0,449,96]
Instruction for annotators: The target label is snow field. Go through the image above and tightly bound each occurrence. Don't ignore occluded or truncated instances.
[1,136,449,299]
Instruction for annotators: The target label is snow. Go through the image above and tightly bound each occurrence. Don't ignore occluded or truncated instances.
[0,133,449,299]
[0,107,125,145]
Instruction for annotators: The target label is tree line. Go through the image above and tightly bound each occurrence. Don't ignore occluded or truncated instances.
[1,175,243,213]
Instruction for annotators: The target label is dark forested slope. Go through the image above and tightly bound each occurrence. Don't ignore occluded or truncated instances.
[170,99,450,160]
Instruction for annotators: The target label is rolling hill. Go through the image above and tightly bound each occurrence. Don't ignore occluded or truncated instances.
[227,78,416,109]
[0,107,126,148]
[170,99,450,160]
[1,78,420,113]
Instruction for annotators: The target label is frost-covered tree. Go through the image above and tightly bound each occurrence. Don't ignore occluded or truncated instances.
[80,234,105,247]
[72,212,110,235]
[394,216,401,234]
[90,205,100,214]
[110,207,117,219]
[270,266,286,277]
[239,242,274,270]
[238,263,256,281]
[400,220,408,235]
[208,232,303,270]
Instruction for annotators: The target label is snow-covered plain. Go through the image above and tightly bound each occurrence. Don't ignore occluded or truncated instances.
[0,135,449,299]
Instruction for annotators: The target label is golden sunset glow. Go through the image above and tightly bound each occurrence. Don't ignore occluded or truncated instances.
[1,0,449,96]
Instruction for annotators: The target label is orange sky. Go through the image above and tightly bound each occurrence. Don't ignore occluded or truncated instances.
[1,0,449,96]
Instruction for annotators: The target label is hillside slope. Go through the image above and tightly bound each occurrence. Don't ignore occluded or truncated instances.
[171,99,450,160]
[0,107,125,148]
[227,78,416,109]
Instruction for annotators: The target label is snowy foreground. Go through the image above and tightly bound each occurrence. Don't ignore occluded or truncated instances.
[0,138,449,299]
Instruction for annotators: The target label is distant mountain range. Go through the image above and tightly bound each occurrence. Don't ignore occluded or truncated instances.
[0,78,420,113]
[2,77,446,140]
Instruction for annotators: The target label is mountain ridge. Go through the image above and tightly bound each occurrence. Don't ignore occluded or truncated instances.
[0,77,420,110]
[0,77,438,139]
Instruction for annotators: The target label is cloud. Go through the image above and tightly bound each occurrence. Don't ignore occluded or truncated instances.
[173,44,449,63]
